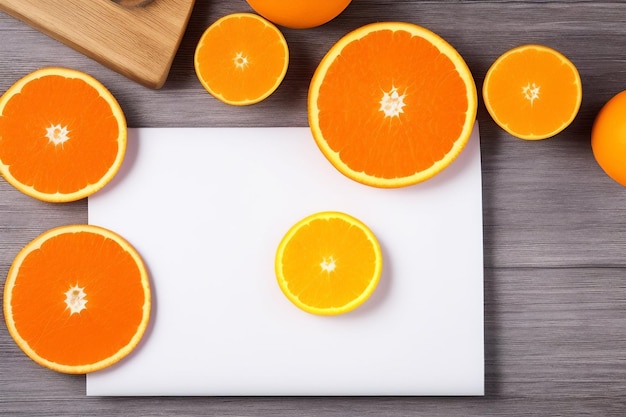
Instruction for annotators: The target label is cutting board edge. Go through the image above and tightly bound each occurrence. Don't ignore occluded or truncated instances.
[0,0,196,89]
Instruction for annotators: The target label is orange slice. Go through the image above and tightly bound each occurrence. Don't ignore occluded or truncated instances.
[308,22,477,188]
[483,44,582,140]
[194,13,289,105]
[245,0,352,29]
[275,211,382,315]
[0,67,127,202]
[3,224,151,374]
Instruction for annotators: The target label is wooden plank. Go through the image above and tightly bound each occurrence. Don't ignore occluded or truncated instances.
[0,0,195,88]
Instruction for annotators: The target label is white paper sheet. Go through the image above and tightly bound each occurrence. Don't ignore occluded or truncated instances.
[87,125,484,396]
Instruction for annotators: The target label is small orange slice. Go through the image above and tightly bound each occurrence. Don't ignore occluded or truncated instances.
[194,13,289,105]
[0,67,127,202]
[3,224,151,374]
[308,22,477,188]
[275,211,382,315]
[483,44,582,140]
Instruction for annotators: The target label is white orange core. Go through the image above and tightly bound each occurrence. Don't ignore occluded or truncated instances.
[379,86,406,118]
[233,52,249,70]
[64,284,87,315]
[522,82,540,105]
[320,256,337,273]
[46,124,70,146]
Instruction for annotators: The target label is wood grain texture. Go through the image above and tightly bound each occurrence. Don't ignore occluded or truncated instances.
[0,0,195,88]
[1,0,626,415]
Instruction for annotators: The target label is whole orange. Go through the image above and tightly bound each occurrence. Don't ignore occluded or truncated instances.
[591,90,626,186]
[245,0,352,29]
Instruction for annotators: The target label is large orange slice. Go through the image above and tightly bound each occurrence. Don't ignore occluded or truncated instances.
[3,225,151,374]
[194,13,289,106]
[308,22,477,188]
[275,211,382,315]
[483,44,582,140]
[0,67,127,202]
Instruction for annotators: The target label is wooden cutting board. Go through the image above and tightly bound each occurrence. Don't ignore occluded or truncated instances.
[0,0,195,88]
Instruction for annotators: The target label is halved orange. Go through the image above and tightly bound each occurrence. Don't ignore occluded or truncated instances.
[275,211,382,315]
[483,44,582,140]
[194,13,289,105]
[3,224,151,374]
[0,67,127,202]
[308,22,477,188]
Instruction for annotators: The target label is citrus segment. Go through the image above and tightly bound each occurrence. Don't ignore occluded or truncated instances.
[591,90,626,186]
[275,211,382,315]
[0,67,127,202]
[245,0,352,29]
[194,13,289,106]
[483,44,582,140]
[308,22,477,188]
[3,225,151,374]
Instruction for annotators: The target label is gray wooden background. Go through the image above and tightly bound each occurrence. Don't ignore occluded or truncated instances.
[1,0,625,415]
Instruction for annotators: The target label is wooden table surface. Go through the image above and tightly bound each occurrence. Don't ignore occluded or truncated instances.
[1,1,625,415]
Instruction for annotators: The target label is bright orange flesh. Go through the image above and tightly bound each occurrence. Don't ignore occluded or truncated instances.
[0,67,127,202]
[3,225,151,374]
[194,13,289,106]
[245,0,352,29]
[483,44,582,140]
[591,90,626,187]
[275,211,382,315]
[308,22,477,188]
